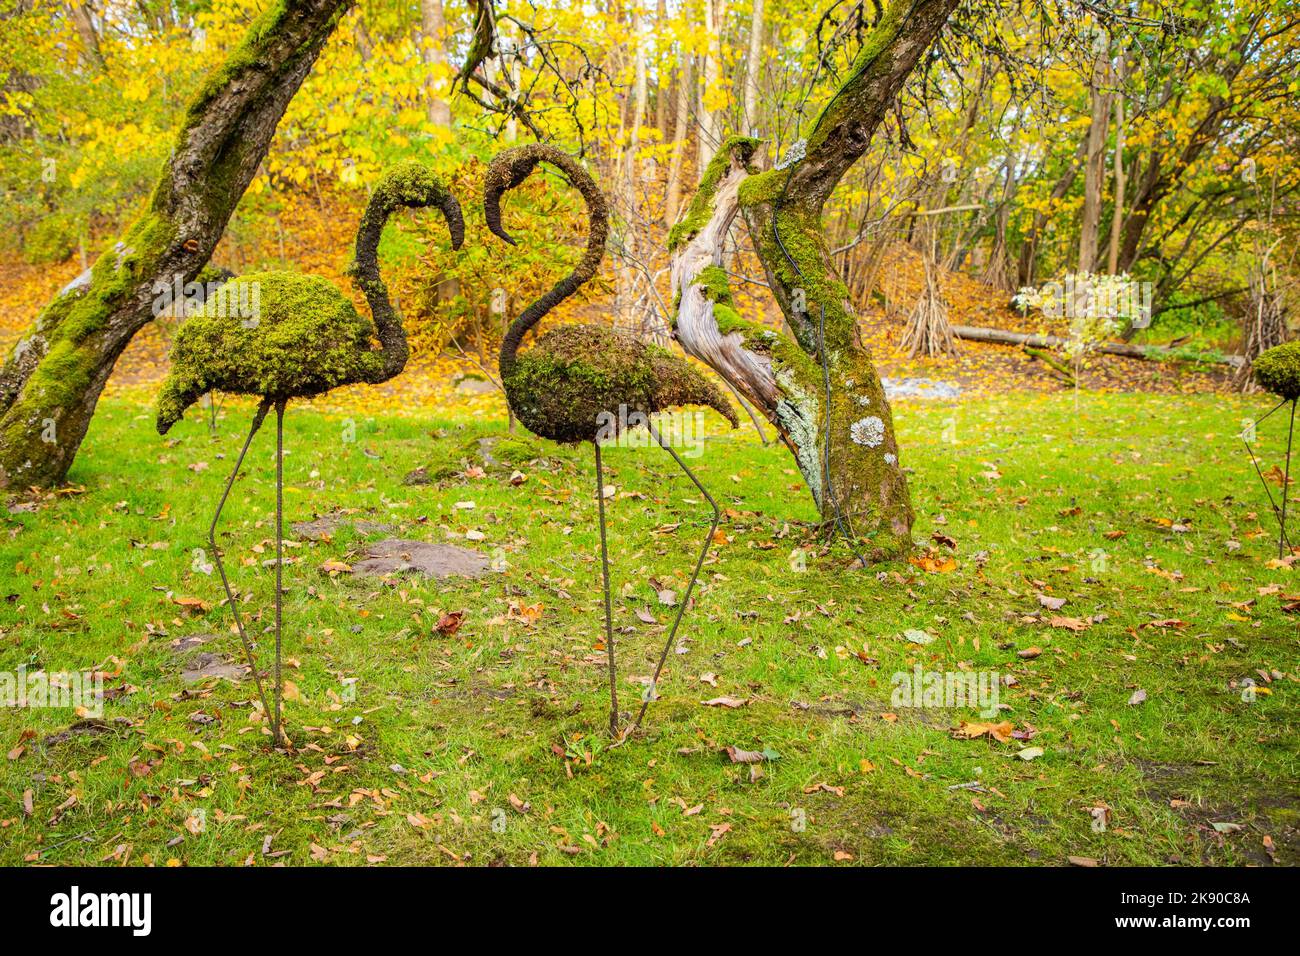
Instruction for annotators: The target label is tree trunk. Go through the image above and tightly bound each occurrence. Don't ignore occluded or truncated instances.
[696,0,722,173]
[1077,43,1112,275]
[741,0,765,136]
[950,324,1245,367]
[68,2,106,72]
[654,0,670,140]
[420,0,452,128]
[0,0,352,489]
[627,4,648,186]
[669,0,961,561]
[663,47,692,225]
[1105,66,1127,274]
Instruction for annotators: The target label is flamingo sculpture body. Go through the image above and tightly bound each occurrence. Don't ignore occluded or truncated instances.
[157,163,464,745]
[486,144,737,740]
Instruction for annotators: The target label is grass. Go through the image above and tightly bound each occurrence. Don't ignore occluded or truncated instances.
[0,390,1296,867]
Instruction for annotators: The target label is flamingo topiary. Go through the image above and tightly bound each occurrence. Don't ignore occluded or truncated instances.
[156,162,464,745]
[484,144,737,741]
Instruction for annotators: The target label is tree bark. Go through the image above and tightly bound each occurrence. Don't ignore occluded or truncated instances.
[1077,42,1112,274]
[950,324,1245,367]
[654,0,670,140]
[1105,59,1127,274]
[663,47,692,225]
[420,0,452,128]
[668,0,961,560]
[696,0,722,173]
[741,0,765,136]
[68,2,106,72]
[0,0,352,489]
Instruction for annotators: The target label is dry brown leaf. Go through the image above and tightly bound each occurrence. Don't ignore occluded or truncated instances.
[952,720,1015,744]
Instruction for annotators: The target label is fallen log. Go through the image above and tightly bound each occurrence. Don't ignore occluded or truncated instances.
[950,324,1246,368]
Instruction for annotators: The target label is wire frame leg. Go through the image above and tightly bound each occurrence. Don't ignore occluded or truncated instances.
[271,400,287,746]
[1281,400,1296,559]
[594,441,619,739]
[209,399,275,742]
[1243,397,1296,558]
[619,422,721,744]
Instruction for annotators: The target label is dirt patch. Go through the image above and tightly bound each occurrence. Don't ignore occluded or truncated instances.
[42,717,134,748]
[1133,758,1298,865]
[292,510,394,541]
[352,538,490,579]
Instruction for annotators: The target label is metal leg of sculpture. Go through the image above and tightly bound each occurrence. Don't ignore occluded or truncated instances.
[619,422,721,743]
[209,399,277,742]
[594,440,619,739]
[271,400,288,746]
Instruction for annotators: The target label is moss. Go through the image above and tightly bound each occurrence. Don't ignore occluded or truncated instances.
[3,209,179,463]
[737,168,788,208]
[804,0,907,157]
[458,434,543,467]
[156,272,381,433]
[746,204,854,354]
[183,0,291,128]
[684,258,821,398]
[666,136,761,252]
[1252,343,1300,400]
[503,324,737,444]
[694,265,734,306]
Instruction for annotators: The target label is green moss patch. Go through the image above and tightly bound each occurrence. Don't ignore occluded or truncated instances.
[156,272,381,433]
[1253,343,1300,400]
[504,325,738,444]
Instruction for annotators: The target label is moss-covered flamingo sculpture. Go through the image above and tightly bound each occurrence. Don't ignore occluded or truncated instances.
[157,163,464,746]
[485,144,738,741]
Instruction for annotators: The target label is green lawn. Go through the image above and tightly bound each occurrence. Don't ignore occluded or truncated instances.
[1,390,1296,866]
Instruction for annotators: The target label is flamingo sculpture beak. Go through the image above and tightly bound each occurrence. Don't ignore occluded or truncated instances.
[484,152,547,247]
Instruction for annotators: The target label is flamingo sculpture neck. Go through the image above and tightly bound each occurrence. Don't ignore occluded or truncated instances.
[486,144,609,380]
[352,165,466,384]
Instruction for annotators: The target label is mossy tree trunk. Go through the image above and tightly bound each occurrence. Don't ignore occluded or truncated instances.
[670,0,960,561]
[0,0,352,489]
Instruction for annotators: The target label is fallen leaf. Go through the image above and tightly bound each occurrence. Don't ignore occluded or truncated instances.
[953,720,1015,744]
[1048,616,1090,631]
[435,611,465,637]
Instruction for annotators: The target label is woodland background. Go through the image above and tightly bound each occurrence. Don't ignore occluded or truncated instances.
[1,0,1296,407]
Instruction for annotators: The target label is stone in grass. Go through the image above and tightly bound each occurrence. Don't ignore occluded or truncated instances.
[351,538,489,579]
[1252,342,1300,400]
[182,652,245,683]
[292,510,393,541]
[171,633,217,654]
